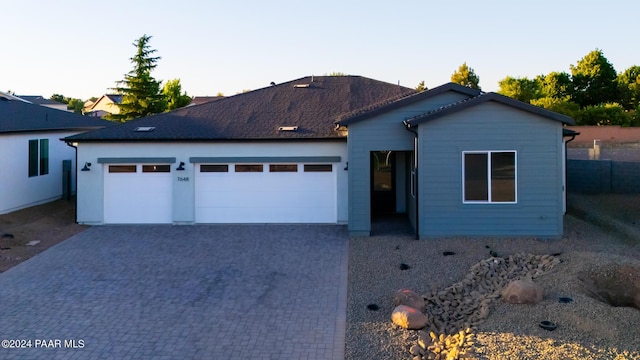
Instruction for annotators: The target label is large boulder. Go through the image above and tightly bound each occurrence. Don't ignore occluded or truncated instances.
[393,289,426,312]
[502,278,543,304]
[391,305,428,330]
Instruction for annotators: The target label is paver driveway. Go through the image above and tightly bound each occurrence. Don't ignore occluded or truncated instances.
[0,225,348,359]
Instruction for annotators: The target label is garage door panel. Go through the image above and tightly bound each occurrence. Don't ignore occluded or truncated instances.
[195,163,337,223]
[104,165,172,224]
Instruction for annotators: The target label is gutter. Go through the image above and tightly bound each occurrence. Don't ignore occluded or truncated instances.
[403,120,419,240]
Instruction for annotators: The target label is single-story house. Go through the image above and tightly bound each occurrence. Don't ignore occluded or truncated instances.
[65,76,575,238]
[0,95,112,214]
[83,94,123,117]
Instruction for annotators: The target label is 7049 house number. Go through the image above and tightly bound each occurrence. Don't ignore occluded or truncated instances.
[177,177,189,182]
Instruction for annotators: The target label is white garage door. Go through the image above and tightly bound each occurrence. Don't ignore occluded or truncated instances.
[195,163,337,223]
[104,164,173,224]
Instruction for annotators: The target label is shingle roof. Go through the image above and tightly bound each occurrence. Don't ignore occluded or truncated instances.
[405,92,576,126]
[335,82,480,125]
[65,76,415,142]
[0,98,113,133]
[16,96,65,107]
[188,96,225,106]
[105,94,123,104]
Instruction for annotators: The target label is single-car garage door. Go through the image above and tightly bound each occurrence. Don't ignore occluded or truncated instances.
[195,163,337,223]
[104,164,173,223]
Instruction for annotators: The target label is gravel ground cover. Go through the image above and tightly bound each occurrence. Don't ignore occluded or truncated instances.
[346,194,640,359]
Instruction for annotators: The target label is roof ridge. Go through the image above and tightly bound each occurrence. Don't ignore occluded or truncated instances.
[335,91,419,123]
[404,92,486,122]
[335,82,481,126]
[405,92,575,126]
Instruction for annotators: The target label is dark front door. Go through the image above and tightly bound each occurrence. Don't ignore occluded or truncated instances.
[371,151,396,214]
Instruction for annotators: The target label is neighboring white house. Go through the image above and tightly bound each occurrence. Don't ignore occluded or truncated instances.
[0,97,112,214]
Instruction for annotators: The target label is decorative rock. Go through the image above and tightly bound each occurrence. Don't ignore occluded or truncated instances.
[419,253,560,335]
[391,305,428,330]
[502,278,543,304]
[394,289,426,312]
[409,344,424,356]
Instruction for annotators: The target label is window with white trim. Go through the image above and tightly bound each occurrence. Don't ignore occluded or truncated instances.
[463,151,516,203]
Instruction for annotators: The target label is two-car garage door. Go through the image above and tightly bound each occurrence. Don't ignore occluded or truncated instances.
[195,162,337,223]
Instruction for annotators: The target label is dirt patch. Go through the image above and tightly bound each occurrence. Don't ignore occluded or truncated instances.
[0,199,87,273]
[579,263,640,309]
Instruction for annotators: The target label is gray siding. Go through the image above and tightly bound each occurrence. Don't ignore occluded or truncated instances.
[347,92,471,235]
[418,102,564,237]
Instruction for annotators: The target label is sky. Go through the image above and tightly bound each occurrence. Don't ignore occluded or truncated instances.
[1,0,637,101]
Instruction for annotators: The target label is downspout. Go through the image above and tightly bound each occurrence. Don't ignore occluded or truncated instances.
[403,120,419,240]
[64,140,79,224]
[562,130,579,214]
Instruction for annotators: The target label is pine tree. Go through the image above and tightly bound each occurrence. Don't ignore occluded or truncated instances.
[109,35,166,121]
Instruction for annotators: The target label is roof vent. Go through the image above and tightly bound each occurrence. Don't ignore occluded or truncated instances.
[134,126,155,132]
[293,84,310,88]
[278,126,298,132]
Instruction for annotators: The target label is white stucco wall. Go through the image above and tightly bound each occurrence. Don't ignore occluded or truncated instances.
[0,131,78,214]
[75,141,348,224]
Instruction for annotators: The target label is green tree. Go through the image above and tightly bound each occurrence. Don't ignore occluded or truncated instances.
[415,80,427,91]
[50,94,66,103]
[530,97,580,119]
[451,62,481,90]
[67,98,85,113]
[575,103,631,126]
[617,65,640,111]
[537,72,572,99]
[109,34,165,121]
[570,49,618,107]
[497,76,541,103]
[49,94,84,113]
[162,79,191,111]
